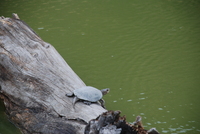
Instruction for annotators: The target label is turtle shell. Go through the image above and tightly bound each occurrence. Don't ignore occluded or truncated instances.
[74,86,103,102]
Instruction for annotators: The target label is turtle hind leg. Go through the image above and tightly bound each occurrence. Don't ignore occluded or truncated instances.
[72,96,79,108]
[98,99,105,108]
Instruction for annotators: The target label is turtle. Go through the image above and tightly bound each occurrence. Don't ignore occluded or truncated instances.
[66,86,110,108]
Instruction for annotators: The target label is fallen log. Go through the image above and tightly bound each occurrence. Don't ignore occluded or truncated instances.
[0,13,106,134]
[0,14,160,134]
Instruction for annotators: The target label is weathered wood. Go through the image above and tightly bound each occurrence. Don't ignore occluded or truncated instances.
[0,14,160,134]
[0,14,106,134]
[85,111,160,134]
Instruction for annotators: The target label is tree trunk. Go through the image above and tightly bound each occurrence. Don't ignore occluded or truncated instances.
[0,14,160,134]
[0,14,106,134]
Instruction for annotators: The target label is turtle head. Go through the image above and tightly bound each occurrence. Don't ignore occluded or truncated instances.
[101,88,110,95]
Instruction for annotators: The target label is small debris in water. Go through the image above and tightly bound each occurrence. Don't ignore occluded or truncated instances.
[38,27,44,30]
[139,97,145,100]
[171,118,176,120]
[147,122,152,125]
[140,113,145,115]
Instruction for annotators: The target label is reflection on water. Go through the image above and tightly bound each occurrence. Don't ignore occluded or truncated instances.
[1,0,200,133]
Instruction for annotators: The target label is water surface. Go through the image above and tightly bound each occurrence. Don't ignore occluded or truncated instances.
[0,0,200,133]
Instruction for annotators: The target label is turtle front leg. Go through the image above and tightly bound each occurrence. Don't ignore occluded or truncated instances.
[66,93,74,97]
[83,101,92,105]
[98,99,105,108]
[72,97,79,108]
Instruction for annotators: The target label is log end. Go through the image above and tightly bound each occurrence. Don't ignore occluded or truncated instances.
[12,13,20,19]
[85,110,160,134]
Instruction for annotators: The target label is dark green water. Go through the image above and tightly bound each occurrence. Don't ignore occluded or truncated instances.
[1,0,200,133]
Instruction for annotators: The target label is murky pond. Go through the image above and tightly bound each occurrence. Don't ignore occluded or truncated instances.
[1,0,200,133]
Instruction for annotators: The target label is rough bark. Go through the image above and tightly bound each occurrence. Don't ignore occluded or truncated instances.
[0,14,160,134]
[85,111,160,134]
[0,14,106,134]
